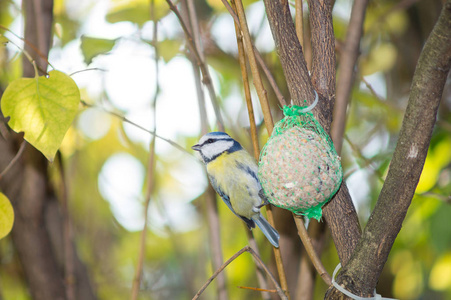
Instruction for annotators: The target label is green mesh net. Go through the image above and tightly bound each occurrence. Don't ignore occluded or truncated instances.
[258,102,343,221]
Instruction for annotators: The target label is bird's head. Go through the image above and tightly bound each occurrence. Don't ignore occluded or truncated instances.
[192,132,242,163]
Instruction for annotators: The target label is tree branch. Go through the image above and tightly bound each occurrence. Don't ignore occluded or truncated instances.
[293,215,331,286]
[131,2,159,297]
[233,2,291,298]
[262,0,362,267]
[263,0,315,108]
[192,246,287,300]
[220,0,286,106]
[306,0,363,266]
[307,0,336,129]
[166,0,225,131]
[327,1,451,297]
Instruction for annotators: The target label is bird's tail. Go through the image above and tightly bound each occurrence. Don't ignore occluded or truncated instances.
[253,214,280,248]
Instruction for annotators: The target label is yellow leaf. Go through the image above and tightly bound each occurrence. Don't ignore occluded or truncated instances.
[361,43,397,76]
[0,192,14,239]
[430,253,451,290]
[417,138,451,193]
[0,70,80,162]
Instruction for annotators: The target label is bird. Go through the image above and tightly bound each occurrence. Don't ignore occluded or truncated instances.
[192,131,280,248]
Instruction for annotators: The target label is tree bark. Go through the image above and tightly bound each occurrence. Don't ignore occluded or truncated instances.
[326,1,451,298]
[262,0,362,268]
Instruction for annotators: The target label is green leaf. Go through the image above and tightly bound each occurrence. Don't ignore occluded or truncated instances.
[0,192,14,240]
[80,36,117,65]
[158,39,182,63]
[106,4,150,26]
[0,70,80,161]
[106,0,170,26]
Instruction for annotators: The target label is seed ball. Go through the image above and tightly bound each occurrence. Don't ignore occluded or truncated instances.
[258,126,342,214]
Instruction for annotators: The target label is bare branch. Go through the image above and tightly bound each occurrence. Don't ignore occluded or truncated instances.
[130,1,160,298]
[80,100,194,158]
[307,0,336,129]
[331,0,369,154]
[220,0,286,106]
[165,0,225,131]
[232,1,291,298]
[295,0,305,48]
[0,140,27,181]
[192,246,287,300]
[263,0,315,108]
[293,215,331,286]
[233,0,274,133]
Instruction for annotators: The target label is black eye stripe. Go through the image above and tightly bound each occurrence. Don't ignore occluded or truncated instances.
[200,137,232,147]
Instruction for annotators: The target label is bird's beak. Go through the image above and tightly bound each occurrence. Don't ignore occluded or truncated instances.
[192,144,201,151]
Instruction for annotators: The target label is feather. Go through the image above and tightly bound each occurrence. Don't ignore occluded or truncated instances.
[253,214,280,248]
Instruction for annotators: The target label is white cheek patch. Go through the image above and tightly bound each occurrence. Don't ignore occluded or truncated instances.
[202,140,234,160]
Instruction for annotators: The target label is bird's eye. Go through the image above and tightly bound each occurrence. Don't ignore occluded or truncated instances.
[206,139,214,144]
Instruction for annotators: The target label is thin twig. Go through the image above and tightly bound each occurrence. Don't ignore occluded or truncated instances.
[183,0,228,298]
[232,4,260,162]
[192,246,287,300]
[0,25,53,74]
[0,140,27,181]
[331,0,369,154]
[165,0,225,131]
[234,7,270,299]
[80,100,194,158]
[293,215,332,285]
[360,76,403,112]
[295,0,304,48]
[238,286,277,293]
[233,0,273,134]
[295,220,327,300]
[186,0,209,135]
[244,230,271,300]
[343,135,385,183]
[69,68,107,77]
[1,35,39,76]
[56,151,75,300]
[130,1,160,299]
[255,53,286,107]
[233,1,291,299]
[220,0,286,107]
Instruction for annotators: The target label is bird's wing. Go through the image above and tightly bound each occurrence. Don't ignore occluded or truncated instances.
[236,161,268,207]
[236,161,259,183]
[208,175,255,229]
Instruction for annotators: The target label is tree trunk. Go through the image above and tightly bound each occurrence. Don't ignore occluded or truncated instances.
[326,1,451,297]
[0,0,97,299]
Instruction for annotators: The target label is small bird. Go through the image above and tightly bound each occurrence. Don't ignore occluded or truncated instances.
[192,131,280,248]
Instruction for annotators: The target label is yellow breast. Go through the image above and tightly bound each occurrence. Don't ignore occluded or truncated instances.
[207,150,262,219]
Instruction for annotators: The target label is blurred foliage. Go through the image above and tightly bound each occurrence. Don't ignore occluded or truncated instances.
[0,193,14,240]
[81,36,117,65]
[0,0,450,299]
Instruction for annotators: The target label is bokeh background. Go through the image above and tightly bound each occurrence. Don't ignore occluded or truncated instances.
[1,0,450,299]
